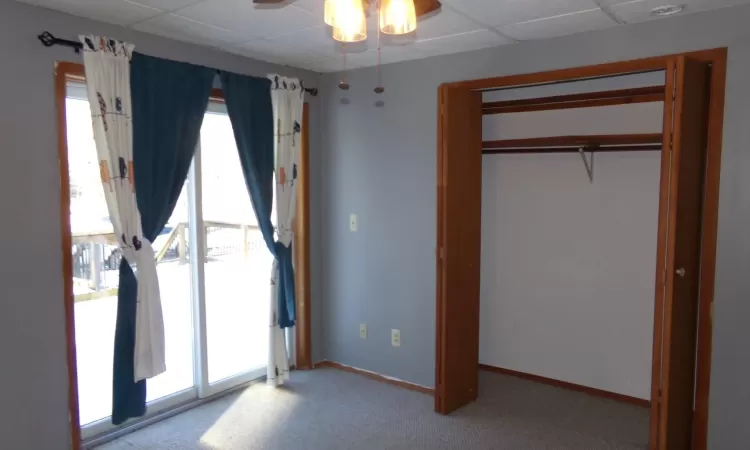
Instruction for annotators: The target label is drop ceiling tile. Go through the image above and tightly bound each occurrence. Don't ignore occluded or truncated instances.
[130,0,203,12]
[499,8,617,41]
[296,56,343,72]
[291,0,325,16]
[18,0,163,26]
[173,0,318,40]
[415,8,485,40]
[608,0,750,23]
[415,29,513,57]
[133,13,246,47]
[263,21,417,60]
[233,38,323,64]
[266,25,339,55]
[440,0,599,27]
[347,45,427,67]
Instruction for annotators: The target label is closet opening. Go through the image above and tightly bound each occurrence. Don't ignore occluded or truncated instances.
[435,49,727,450]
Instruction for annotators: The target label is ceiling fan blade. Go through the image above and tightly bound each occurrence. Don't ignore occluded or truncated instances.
[414,0,441,17]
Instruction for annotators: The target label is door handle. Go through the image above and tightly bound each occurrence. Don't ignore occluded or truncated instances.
[676,268,686,277]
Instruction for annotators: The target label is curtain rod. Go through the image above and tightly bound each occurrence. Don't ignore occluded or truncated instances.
[38,31,319,97]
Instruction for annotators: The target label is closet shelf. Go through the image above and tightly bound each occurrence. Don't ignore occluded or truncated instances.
[482,86,665,115]
[482,133,662,154]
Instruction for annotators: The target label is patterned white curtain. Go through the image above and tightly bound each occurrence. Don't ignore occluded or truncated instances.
[80,36,166,381]
[267,75,304,386]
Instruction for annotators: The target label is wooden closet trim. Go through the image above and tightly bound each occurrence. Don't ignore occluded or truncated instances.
[692,47,727,450]
[437,47,727,450]
[295,103,312,370]
[445,48,724,92]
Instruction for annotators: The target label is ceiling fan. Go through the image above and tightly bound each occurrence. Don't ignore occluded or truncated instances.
[252,0,442,18]
[253,0,442,92]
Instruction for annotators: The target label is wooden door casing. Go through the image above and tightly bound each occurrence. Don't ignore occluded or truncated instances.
[657,56,711,450]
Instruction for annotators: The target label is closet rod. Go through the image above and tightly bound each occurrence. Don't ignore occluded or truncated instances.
[482,144,662,154]
[483,133,662,150]
[482,85,665,115]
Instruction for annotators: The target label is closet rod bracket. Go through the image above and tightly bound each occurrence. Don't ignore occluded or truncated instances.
[579,147,595,183]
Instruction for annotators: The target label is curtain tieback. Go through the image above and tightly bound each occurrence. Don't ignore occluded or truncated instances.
[132,238,166,381]
[272,242,296,328]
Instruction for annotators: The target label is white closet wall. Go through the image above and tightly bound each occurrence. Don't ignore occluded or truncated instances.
[480,73,664,400]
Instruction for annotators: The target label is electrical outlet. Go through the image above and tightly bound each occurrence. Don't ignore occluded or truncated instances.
[360,323,367,339]
[391,329,401,347]
[349,213,358,232]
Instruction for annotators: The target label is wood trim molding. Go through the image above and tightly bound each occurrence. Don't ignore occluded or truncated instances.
[445,48,726,92]
[294,103,312,370]
[649,57,677,450]
[209,88,225,102]
[482,86,665,115]
[56,61,84,450]
[692,47,728,450]
[314,361,434,395]
[480,364,650,408]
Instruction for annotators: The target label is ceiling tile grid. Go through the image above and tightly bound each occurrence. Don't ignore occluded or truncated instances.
[132,12,247,47]
[15,0,750,72]
[20,0,163,26]
[498,8,617,41]
[439,0,601,27]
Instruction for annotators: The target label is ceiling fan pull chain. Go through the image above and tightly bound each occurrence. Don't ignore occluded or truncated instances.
[374,0,385,94]
[339,42,350,90]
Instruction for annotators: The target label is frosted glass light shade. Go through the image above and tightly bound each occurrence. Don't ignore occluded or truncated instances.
[331,0,368,43]
[379,0,417,35]
[324,0,337,26]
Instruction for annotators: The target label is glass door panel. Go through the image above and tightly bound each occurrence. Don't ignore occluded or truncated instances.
[145,184,195,403]
[65,82,196,433]
[199,104,271,385]
[66,86,120,426]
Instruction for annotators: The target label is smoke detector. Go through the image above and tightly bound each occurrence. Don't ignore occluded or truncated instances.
[651,4,686,16]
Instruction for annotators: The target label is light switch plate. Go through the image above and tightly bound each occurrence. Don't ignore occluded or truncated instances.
[349,213,358,232]
[391,329,401,347]
[360,323,367,339]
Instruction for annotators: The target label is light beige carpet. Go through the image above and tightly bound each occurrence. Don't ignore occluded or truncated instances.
[96,368,648,449]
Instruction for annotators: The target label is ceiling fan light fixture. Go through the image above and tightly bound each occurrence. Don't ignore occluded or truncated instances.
[324,0,337,26]
[379,0,417,35]
[331,0,368,42]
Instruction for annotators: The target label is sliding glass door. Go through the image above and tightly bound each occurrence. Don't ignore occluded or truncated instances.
[64,81,275,439]
[195,100,272,396]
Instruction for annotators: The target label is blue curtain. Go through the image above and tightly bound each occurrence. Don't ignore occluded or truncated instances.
[112,53,214,425]
[219,71,296,328]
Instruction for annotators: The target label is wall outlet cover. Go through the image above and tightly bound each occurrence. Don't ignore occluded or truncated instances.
[360,323,367,339]
[391,329,401,347]
[349,213,358,232]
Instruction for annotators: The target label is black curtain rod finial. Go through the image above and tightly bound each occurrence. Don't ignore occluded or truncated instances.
[39,31,83,53]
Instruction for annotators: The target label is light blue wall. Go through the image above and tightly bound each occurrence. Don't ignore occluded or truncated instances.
[0,2,321,448]
[318,6,750,449]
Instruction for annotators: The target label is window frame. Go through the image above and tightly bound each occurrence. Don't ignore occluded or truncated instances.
[56,62,312,448]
